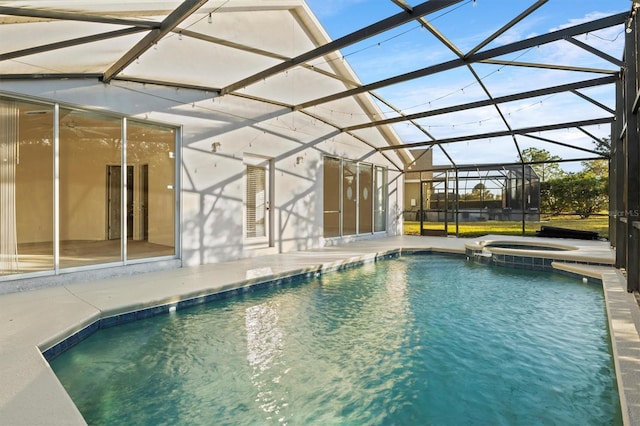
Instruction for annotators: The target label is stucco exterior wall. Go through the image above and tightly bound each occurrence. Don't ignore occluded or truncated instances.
[1,79,404,268]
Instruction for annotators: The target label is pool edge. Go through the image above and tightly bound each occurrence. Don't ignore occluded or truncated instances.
[2,236,635,426]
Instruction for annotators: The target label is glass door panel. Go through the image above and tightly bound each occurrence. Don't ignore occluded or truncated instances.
[323,157,341,237]
[358,164,373,234]
[374,166,386,232]
[1,98,54,275]
[59,109,122,268]
[342,160,357,236]
[126,122,176,260]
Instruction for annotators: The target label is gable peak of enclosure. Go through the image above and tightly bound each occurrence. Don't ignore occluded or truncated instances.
[0,0,412,160]
[0,0,414,287]
[0,0,638,295]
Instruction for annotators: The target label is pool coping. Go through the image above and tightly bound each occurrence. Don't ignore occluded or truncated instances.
[0,235,638,425]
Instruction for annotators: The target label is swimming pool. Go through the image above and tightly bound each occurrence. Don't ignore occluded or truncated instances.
[50,255,621,425]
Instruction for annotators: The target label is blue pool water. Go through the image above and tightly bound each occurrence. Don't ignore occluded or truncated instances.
[50,255,621,425]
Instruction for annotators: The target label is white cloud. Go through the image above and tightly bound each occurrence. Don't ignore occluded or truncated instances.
[549,11,617,32]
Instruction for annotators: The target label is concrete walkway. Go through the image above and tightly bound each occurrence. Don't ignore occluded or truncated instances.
[1,235,638,425]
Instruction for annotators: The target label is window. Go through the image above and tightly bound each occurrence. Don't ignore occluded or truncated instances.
[244,155,272,244]
[246,164,267,239]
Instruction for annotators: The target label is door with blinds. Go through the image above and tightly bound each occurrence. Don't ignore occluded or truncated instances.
[244,156,272,246]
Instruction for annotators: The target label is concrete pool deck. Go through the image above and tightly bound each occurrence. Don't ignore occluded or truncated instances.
[0,235,638,425]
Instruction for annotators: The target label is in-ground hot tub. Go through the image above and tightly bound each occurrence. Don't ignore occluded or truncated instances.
[465,239,582,271]
[481,240,577,252]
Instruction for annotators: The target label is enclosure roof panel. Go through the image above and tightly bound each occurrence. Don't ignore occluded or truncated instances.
[0,0,630,169]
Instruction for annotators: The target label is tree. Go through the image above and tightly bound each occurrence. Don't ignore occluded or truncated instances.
[471,183,494,200]
[582,136,610,179]
[581,159,608,177]
[566,172,608,218]
[538,138,610,217]
[540,179,567,215]
[519,147,564,182]
[541,172,608,218]
[592,136,611,157]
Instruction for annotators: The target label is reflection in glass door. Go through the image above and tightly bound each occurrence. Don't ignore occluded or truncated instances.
[374,166,387,232]
[106,165,122,240]
[140,164,149,241]
[106,165,134,240]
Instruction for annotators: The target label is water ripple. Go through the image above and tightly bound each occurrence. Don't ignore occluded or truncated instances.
[51,256,622,425]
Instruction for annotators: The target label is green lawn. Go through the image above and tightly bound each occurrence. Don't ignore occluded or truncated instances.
[403,214,610,239]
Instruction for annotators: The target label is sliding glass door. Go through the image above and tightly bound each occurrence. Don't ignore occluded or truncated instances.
[323,156,387,238]
[0,95,177,278]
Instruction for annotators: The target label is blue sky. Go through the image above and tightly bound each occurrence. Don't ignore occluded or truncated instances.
[304,0,630,170]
